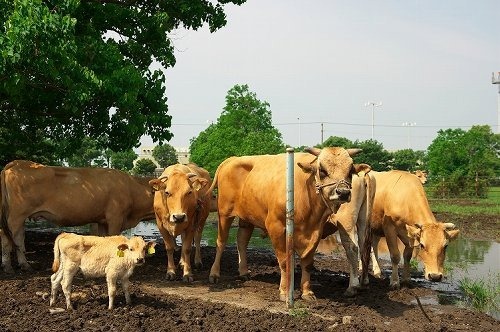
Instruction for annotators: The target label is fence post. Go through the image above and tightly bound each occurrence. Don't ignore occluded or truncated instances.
[286,147,295,308]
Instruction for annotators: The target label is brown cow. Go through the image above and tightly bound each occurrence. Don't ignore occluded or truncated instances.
[148,163,211,282]
[369,170,460,288]
[321,170,375,296]
[0,160,155,273]
[413,170,428,185]
[49,232,155,310]
[208,147,370,301]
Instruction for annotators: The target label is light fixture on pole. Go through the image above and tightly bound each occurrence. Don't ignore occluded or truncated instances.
[402,122,416,149]
[364,101,382,140]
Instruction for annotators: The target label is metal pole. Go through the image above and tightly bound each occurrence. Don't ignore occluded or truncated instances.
[285,147,295,308]
[371,105,375,140]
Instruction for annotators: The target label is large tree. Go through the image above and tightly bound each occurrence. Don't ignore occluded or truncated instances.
[190,84,285,174]
[152,143,178,167]
[426,125,499,197]
[0,0,246,166]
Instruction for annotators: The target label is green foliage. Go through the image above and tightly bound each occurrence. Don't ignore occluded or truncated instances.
[351,139,392,171]
[0,0,246,166]
[132,158,156,176]
[391,149,426,171]
[316,136,353,149]
[189,84,285,174]
[152,144,178,167]
[459,274,499,314]
[427,126,499,197]
[110,149,137,172]
[66,137,104,167]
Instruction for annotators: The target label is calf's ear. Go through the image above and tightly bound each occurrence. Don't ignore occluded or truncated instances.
[406,224,421,243]
[117,244,129,251]
[192,178,209,191]
[149,179,166,192]
[297,161,316,174]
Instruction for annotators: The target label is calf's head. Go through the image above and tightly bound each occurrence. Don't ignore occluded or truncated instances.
[149,171,208,225]
[117,237,156,266]
[406,222,460,282]
[298,147,370,213]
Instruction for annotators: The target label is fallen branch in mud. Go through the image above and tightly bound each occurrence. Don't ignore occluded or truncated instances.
[410,290,432,322]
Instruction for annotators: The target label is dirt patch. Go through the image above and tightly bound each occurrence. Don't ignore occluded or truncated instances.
[0,212,498,331]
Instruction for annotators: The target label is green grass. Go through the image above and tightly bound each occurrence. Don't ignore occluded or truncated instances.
[459,273,500,315]
[428,187,500,215]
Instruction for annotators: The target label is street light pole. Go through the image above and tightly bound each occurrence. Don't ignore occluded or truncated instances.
[364,101,382,140]
[402,122,416,149]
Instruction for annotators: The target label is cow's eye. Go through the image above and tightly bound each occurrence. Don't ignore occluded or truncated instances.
[319,168,328,179]
[187,190,193,195]
[165,191,171,197]
[420,243,425,250]
[444,244,448,250]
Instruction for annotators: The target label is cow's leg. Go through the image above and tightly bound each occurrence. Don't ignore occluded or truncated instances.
[1,231,14,273]
[193,223,205,271]
[50,260,65,307]
[121,276,132,306]
[236,221,254,279]
[337,221,360,296]
[370,235,383,278]
[209,215,235,283]
[180,231,194,283]
[106,274,118,310]
[298,251,316,301]
[61,262,79,310]
[384,225,401,289]
[158,227,177,281]
[13,228,30,270]
[401,243,413,286]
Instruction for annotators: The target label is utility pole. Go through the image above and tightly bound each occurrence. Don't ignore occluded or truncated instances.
[402,122,416,149]
[493,72,500,133]
[364,101,382,140]
[321,123,324,144]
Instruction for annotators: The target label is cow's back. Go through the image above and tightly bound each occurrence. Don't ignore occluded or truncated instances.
[371,170,435,232]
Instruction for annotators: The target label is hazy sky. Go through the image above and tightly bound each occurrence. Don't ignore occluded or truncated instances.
[142,0,500,152]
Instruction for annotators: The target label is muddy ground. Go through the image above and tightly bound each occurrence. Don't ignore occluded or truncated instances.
[0,212,498,332]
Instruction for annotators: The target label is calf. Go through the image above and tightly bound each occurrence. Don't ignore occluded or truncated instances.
[49,232,155,310]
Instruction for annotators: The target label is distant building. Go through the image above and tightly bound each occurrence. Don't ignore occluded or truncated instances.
[134,145,191,173]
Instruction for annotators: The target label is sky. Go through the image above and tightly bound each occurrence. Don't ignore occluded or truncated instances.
[141,0,500,152]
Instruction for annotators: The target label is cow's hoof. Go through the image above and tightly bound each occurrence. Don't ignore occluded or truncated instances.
[279,293,287,302]
[209,275,219,284]
[166,272,177,281]
[3,266,15,274]
[301,292,317,301]
[238,274,250,281]
[182,275,194,283]
[389,283,400,290]
[194,262,203,271]
[343,288,358,297]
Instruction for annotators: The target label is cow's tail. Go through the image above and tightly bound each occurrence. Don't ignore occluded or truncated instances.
[0,164,15,245]
[204,158,233,202]
[360,171,374,284]
[52,233,66,272]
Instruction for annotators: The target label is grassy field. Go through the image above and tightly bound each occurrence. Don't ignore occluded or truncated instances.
[428,186,500,215]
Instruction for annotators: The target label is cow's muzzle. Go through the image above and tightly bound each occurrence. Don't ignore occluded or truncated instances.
[136,258,145,265]
[427,273,443,282]
[171,213,187,224]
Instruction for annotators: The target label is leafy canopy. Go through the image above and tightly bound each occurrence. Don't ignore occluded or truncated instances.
[189,84,285,174]
[152,143,178,168]
[0,0,246,166]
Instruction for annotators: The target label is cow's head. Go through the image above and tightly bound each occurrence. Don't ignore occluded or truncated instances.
[149,171,209,225]
[117,237,156,266]
[406,222,460,282]
[297,147,370,213]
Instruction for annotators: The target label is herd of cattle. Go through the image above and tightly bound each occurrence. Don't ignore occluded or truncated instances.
[0,146,460,309]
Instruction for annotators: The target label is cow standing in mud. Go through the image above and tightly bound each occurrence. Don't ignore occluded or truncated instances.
[0,160,155,273]
[369,170,460,288]
[208,147,371,301]
[321,171,375,296]
[50,232,155,310]
[148,163,211,282]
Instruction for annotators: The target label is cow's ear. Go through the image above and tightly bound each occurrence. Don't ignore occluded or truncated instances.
[352,163,371,176]
[149,179,166,192]
[117,244,129,251]
[297,161,316,174]
[406,224,421,242]
[446,229,460,240]
[192,178,208,191]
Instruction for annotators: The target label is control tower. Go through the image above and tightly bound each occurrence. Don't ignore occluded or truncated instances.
[493,72,500,133]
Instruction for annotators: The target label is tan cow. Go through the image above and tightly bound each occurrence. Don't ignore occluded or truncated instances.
[321,170,375,296]
[148,163,211,282]
[413,170,428,185]
[369,170,460,288]
[208,147,371,301]
[50,232,155,310]
[0,160,155,273]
